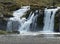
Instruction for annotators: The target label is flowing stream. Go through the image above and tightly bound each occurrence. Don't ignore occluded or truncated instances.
[43,7,60,33]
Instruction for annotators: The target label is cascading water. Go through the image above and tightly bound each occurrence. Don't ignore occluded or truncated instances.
[19,10,38,34]
[43,7,60,33]
[42,7,60,37]
[19,13,34,31]
[7,6,30,32]
[7,6,38,35]
[30,10,38,31]
[7,5,60,36]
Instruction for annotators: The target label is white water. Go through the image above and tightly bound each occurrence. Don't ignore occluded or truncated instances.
[19,13,35,32]
[43,7,60,33]
[19,10,38,34]
[7,6,38,34]
[7,6,60,36]
[7,6,30,32]
[13,6,30,17]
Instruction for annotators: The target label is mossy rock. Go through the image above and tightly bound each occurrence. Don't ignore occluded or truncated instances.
[21,10,32,19]
[0,30,8,34]
[7,31,19,34]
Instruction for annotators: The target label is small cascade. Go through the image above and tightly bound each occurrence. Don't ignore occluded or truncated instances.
[19,13,35,32]
[7,6,30,32]
[13,6,30,17]
[43,7,60,33]
[19,10,38,33]
[7,6,38,34]
[30,10,38,31]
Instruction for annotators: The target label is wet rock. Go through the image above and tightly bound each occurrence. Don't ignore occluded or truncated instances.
[54,9,60,32]
[21,10,32,19]
[37,9,44,30]
[47,6,57,9]
[12,31,20,34]
[7,20,20,32]
[0,19,7,31]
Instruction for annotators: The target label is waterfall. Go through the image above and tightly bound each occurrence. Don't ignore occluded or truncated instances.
[43,7,60,33]
[13,6,30,17]
[7,6,38,34]
[7,6,30,32]
[6,5,60,36]
[19,10,38,33]
[19,13,35,32]
[30,10,38,31]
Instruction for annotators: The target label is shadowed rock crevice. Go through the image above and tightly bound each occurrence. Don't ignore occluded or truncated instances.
[54,9,60,32]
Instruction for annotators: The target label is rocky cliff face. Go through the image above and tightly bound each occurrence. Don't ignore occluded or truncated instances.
[54,9,60,32]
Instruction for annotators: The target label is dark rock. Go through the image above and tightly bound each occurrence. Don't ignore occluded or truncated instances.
[54,9,60,32]
[3,14,13,18]
[7,20,20,32]
[21,10,32,19]
[47,6,57,9]
[0,19,7,31]
[12,31,20,34]
[37,9,44,30]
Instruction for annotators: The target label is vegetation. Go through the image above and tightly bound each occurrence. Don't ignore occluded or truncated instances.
[0,30,20,34]
[13,0,60,7]
[0,0,60,16]
[0,30,8,34]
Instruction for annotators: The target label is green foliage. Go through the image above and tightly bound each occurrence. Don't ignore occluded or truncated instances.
[0,30,20,34]
[0,30,8,34]
[14,0,60,6]
[0,0,60,7]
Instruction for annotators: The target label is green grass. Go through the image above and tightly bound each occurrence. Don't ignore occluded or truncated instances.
[0,30,20,34]
[0,30,8,34]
